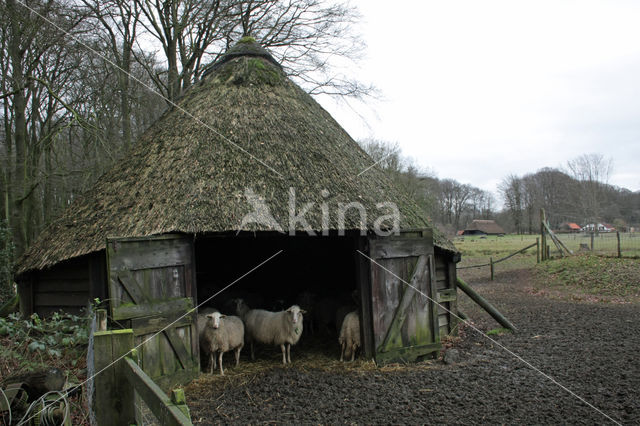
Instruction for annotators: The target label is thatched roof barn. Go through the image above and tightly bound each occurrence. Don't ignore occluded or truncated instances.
[462,219,506,236]
[15,39,460,383]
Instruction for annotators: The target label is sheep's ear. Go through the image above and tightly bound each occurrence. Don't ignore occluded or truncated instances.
[300,309,307,314]
[286,306,293,312]
[206,313,215,318]
[220,314,226,318]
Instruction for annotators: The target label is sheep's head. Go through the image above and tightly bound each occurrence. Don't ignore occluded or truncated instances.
[206,312,226,329]
[234,298,249,316]
[286,305,306,325]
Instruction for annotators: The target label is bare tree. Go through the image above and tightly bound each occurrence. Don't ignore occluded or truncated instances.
[229,0,370,97]
[81,0,142,150]
[133,0,371,102]
[566,153,613,224]
[499,174,523,234]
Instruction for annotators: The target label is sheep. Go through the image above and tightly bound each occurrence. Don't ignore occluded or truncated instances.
[243,305,306,365]
[335,304,356,334]
[338,311,360,362]
[197,307,219,333]
[199,311,244,375]
[197,307,219,372]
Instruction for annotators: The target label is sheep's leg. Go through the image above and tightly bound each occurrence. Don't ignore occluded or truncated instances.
[209,353,215,374]
[286,343,291,364]
[235,345,242,367]
[340,342,345,362]
[218,351,224,375]
[280,343,287,365]
[351,344,356,362]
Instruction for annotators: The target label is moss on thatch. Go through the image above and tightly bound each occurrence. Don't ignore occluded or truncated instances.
[16,40,456,274]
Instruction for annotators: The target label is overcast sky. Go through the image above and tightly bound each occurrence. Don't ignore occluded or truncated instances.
[318,0,640,198]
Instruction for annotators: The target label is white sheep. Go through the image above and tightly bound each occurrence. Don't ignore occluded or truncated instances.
[243,305,306,365]
[199,311,244,375]
[338,311,360,362]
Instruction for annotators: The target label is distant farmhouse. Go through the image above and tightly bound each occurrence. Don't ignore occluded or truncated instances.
[557,222,582,233]
[581,223,616,233]
[461,219,506,236]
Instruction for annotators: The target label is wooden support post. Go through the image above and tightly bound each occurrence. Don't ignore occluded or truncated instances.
[540,209,547,261]
[489,257,494,281]
[546,245,550,259]
[617,231,621,258]
[456,278,517,331]
[590,232,595,251]
[92,329,135,425]
[97,309,107,331]
[536,237,540,263]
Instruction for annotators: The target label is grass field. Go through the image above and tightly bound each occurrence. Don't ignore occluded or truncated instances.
[454,233,640,302]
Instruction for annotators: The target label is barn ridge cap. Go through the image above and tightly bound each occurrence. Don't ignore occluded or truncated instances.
[203,36,282,78]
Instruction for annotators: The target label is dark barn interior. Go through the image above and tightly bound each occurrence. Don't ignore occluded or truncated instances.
[195,233,361,338]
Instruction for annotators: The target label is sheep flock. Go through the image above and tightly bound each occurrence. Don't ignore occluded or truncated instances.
[197,292,361,375]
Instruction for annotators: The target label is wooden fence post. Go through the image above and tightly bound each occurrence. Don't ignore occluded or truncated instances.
[617,231,622,258]
[93,329,136,425]
[536,238,540,263]
[590,232,595,251]
[97,309,107,331]
[489,257,494,281]
[540,209,547,261]
[456,278,516,331]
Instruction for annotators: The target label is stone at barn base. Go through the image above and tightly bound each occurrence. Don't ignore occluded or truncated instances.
[443,349,460,365]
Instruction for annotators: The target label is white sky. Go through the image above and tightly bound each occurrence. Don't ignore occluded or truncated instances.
[318,0,640,198]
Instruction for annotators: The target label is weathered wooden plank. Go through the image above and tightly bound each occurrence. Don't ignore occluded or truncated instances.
[357,238,375,359]
[447,257,459,333]
[35,279,89,293]
[34,292,88,307]
[108,237,192,271]
[89,252,108,303]
[428,255,440,345]
[38,259,90,281]
[93,330,135,425]
[117,271,151,305]
[123,358,192,426]
[369,237,433,259]
[378,255,428,353]
[130,311,193,337]
[375,342,441,364]
[438,314,449,327]
[370,258,403,348]
[163,327,191,371]
[113,297,194,321]
[139,333,162,379]
[437,288,457,303]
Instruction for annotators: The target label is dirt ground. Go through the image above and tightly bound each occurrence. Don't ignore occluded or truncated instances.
[185,269,640,424]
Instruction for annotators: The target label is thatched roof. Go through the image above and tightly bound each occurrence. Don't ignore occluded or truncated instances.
[17,39,456,274]
[463,220,506,235]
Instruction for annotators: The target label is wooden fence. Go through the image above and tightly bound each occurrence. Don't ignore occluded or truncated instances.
[457,240,540,280]
[91,315,193,425]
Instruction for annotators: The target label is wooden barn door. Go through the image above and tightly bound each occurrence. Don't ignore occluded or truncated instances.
[106,234,199,390]
[367,230,440,364]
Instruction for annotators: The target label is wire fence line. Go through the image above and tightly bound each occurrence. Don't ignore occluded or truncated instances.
[554,232,640,257]
[457,242,538,270]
